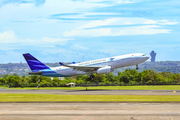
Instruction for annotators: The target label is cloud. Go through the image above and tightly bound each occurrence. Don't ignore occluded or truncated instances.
[0,30,18,43]
[71,44,89,50]
[78,18,179,29]
[45,0,139,22]
[77,18,118,29]
[0,0,116,23]
[49,12,121,21]
[132,10,153,17]
[71,0,135,3]
[144,19,179,25]
[0,0,46,7]
[64,25,170,37]
[64,18,178,37]
[42,37,71,43]
[0,30,72,45]
[0,50,6,55]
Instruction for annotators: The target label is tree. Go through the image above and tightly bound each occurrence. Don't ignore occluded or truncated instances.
[105,72,116,83]
[29,75,39,83]
[169,73,180,83]
[141,70,151,84]
[19,76,29,88]
[91,74,104,83]
[0,78,5,84]
[6,74,20,87]
[119,69,138,84]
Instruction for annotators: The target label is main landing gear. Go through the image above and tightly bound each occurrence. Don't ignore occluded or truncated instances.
[136,65,139,70]
[86,74,95,81]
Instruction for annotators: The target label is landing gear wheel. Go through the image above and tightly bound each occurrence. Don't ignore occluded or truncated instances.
[136,65,139,70]
[90,75,95,79]
[86,78,91,81]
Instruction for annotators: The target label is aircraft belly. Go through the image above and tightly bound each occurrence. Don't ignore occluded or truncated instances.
[56,68,85,76]
[117,59,135,67]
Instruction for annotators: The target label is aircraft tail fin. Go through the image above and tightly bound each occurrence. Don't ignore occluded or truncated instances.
[23,53,50,72]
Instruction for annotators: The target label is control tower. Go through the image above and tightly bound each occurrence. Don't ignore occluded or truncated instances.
[150,50,157,62]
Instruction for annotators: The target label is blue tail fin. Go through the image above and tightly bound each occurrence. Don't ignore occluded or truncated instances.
[23,53,50,72]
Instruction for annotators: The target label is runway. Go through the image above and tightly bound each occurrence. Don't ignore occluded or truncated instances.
[1,89,180,119]
[0,103,180,120]
[0,89,180,95]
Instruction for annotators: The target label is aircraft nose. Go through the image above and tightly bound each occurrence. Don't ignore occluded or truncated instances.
[145,56,150,60]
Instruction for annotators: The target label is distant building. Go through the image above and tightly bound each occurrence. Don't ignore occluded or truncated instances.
[150,50,157,62]
[66,82,75,87]
[0,70,7,74]
[59,77,64,80]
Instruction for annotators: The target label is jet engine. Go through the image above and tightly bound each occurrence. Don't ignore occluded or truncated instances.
[97,66,113,74]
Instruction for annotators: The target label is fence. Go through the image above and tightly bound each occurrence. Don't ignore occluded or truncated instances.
[1,83,180,88]
[75,82,180,87]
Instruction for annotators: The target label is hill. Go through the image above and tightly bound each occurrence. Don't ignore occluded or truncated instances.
[0,61,180,76]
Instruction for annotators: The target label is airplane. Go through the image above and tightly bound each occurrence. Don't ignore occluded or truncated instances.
[23,53,149,80]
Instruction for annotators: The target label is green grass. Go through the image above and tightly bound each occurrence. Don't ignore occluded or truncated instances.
[0,93,180,102]
[0,86,7,89]
[1,85,180,90]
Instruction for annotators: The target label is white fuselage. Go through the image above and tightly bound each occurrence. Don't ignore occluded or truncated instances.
[41,53,149,77]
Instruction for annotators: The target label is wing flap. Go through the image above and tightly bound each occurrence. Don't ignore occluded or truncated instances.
[71,66,98,72]
[66,65,103,73]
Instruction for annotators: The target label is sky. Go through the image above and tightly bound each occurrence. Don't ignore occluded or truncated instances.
[0,0,180,63]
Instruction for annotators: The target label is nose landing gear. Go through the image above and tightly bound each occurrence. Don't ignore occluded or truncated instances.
[136,65,139,70]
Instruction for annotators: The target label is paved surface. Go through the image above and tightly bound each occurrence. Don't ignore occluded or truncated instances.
[0,89,180,95]
[0,103,180,120]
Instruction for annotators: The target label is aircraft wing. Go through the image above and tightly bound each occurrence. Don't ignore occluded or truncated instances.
[59,62,102,72]
[69,65,102,72]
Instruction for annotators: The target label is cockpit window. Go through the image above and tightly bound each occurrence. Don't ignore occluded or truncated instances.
[142,54,146,56]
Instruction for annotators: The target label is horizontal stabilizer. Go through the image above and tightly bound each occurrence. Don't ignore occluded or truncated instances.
[28,71,42,75]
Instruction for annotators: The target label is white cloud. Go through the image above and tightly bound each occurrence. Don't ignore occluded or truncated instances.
[0,30,72,44]
[0,0,45,6]
[64,28,111,37]
[0,30,18,43]
[157,20,179,25]
[77,18,179,29]
[72,44,89,50]
[124,22,133,25]
[64,17,178,37]
[64,25,170,37]
[116,0,136,4]
[0,0,138,23]
[55,12,121,21]
[42,37,71,43]
[80,0,136,4]
[144,19,179,25]
[118,25,170,35]
[77,18,118,29]
[0,0,108,21]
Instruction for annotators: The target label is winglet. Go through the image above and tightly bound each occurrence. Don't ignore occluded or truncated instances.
[59,62,76,66]
[59,62,65,66]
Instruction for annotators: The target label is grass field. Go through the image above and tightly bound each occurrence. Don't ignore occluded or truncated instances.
[0,93,180,102]
[1,85,180,90]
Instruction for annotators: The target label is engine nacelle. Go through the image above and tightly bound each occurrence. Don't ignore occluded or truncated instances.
[97,66,113,74]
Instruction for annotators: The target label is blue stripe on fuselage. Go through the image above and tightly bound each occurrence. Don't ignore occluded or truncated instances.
[40,68,71,77]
